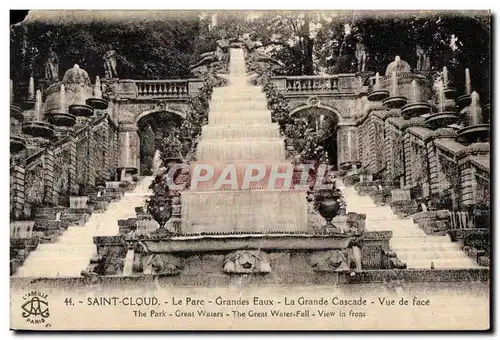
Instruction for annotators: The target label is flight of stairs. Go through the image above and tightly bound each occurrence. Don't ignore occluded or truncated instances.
[14,176,153,277]
[340,182,479,269]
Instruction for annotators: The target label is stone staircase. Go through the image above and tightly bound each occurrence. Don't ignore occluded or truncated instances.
[13,176,153,277]
[339,181,479,269]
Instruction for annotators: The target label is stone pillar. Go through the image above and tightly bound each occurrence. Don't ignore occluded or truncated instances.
[271,76,287,92]
[100,118,109,179]
[43,150,56,206]
[337,125,357,168]
[459,164,475,207]
[403,131,412,187]
[118,124,140,180]
[187,79,204,96]
[426,140,439,195]
[87,128,97,187]
[10,165,25,219]
[68,135,78,195]
[367,117,377,173]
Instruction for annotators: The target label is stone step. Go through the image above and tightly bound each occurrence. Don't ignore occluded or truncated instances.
[57,231,117,243]
[36,243,96,252]
[342,182,478,269]
[14,265,86,278]
[404,258,479,269]
[25,249,96,259]
[18,256,92,274]
[369,229,427,237]
[397,249,470,261]
[365,220,417,227]
[210,102,268,111]
[389,235,455,244]
[366,221,422,228]
[391,242,460,252]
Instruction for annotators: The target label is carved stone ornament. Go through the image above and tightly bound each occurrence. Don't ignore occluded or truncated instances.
[307,96,320,107]
[141,253,184,275]
[223,250,271,274]
[309,250,350,272]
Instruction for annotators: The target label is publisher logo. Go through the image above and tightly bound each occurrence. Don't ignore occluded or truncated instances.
[21,291,50,324]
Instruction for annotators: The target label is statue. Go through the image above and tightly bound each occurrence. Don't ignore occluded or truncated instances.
[215,34,230,66]
[385,56,411,76]
[355,39,368,73]
[103,49,118,79]
[152,149,161,174]
[416,44,431,71]
[44,47,59,82]
[189,31,230,72]
[241,32,261,55]
[228,31,284,76]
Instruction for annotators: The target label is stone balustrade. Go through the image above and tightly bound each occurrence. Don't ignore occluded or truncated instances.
[112,75,365,101]
[136,79,190,98]
[270,74,362,95]
[113,78,204,99]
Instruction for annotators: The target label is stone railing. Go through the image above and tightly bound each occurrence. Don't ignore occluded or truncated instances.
[449,211,473,230]
[270,74,362,95]
[136,80,189,98]
[11,113,119,220]
[112,79,204,100]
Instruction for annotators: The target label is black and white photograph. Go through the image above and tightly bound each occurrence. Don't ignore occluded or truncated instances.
[9,9,491,330]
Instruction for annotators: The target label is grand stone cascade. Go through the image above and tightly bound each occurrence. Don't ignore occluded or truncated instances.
[339,181,479,269]
[14,177,154,277]
[181,48,308,233]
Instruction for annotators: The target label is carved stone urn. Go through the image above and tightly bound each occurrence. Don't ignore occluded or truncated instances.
[150,198,173,231]
[318,199,340,226]
[315,189,342,228]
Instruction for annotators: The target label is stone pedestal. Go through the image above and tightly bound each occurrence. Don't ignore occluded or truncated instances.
[10,165,25,219]
[54,126,74,139]
[118,125,140,177]
[337,125,358,169]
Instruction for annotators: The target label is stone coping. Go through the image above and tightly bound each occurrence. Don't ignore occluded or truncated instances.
[407,126,432,140]
[94,231,390,253]
[434,138,465,155]
[96,230,390,242]
[469,156,490,173]
[10,268,490,287]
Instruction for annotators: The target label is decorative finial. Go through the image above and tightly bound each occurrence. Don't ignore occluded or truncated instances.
[94,75,102,98]
[391,71,398,97]
[60,84,66,111]
[73,64,80,70]
[411,79,419,103]
[465,68,471,96]
[469,91,482,126]
[34,89,43,121]
[438,80,445,112]
[28,76,35,101]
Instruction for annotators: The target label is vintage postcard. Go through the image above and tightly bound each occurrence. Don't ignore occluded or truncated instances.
[9,9,491,331]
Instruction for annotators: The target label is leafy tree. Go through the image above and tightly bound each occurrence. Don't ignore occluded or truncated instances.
[314,11,491,101]
[245,11,319,75]
[10,15,210,82]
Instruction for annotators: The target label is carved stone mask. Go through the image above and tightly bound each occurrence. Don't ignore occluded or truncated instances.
[237,252,256,270]
[223,250,271,274]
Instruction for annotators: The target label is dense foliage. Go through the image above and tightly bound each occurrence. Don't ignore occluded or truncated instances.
[235,11,491,100]
[10,15,220,82]
[11,11,490,100]
[313,11,491,99]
